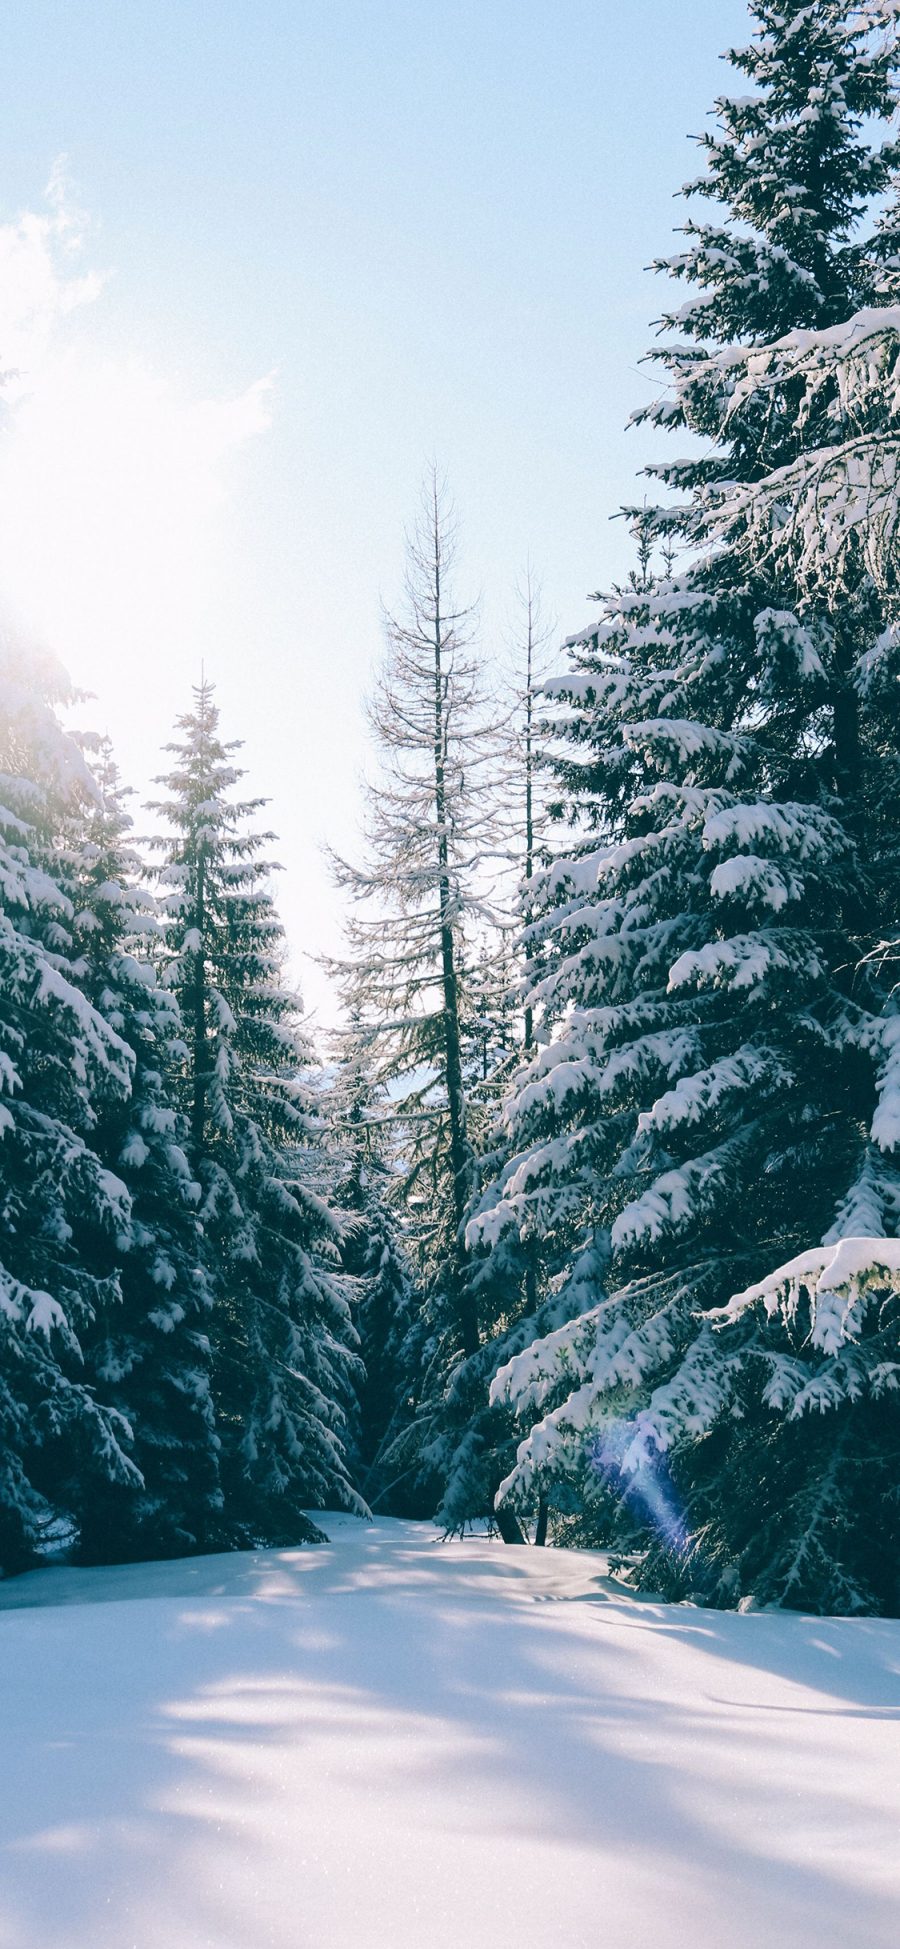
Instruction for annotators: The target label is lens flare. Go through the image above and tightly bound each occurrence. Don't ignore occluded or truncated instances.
[587,1421,688,1552]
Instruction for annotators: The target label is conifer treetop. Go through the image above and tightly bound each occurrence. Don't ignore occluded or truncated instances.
[654,0,900,348]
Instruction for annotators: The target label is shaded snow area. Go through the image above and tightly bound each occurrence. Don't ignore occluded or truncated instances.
[1,1518,899,1948]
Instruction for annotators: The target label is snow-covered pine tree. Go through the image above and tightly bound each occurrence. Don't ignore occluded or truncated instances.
[150,680,365,1544]
[578,301,900,1615]
[429,572,562,1536]
[0,646,140,1572]
[328,471,507,1511]
[479,1,900,1610]
[62,740,222,1563]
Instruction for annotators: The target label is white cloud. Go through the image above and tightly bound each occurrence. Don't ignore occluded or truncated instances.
[0,162,104,388]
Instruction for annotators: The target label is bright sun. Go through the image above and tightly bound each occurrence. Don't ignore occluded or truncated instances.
[0,171,272,752]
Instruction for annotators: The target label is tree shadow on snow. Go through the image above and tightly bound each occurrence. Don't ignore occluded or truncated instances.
[0,1519,898,1948]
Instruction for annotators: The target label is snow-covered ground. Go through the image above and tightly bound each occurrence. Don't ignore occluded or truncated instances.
[1,1517,898,1949]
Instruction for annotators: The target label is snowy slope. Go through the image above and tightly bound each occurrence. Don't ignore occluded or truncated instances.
[1,1517,898,1949]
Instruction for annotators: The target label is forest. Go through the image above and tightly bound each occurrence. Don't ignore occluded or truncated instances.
[3,0,900,1623]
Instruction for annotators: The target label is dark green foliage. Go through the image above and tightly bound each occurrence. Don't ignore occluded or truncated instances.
[479,0,900,1611]
[150,681,365,1546]
[63,743,222,1564]
[0,653,140,1572]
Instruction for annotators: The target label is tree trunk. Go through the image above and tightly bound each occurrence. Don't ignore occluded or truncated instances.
[495,1505,527,1545]
[190,848,208,1165]
[523,579,535,1052]
[833,680,861,800]
[430,500,476,1356]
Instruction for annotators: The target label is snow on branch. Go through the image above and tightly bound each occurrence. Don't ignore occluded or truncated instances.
[722,1236,900,1357]
[704,307,900,598]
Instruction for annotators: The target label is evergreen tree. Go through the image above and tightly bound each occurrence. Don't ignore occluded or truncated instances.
[328,472,506,1509]
[0,648,140,1571]
[151,681,364,1544]
[479,2,900,1610]
[430,572,561,1537]
[64,741,222,1563]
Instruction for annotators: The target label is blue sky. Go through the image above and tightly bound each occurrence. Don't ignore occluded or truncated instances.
[0,0,750,1024]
